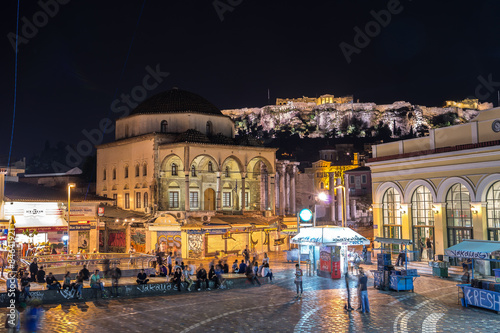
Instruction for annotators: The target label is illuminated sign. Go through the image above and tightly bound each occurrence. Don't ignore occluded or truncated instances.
[299,209,313,222]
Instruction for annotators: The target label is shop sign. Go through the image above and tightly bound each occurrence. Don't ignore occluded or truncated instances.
[205,229,228,235]
[464,286,500,311]
[69,225,92,231]
[98,207,105,216]
[24,208,45,217]
[446,250,489,260]
[15,226,67,233]
[187,230,204,234]
[70,205,96,217]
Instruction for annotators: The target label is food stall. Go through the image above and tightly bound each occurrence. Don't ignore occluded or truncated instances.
[291,226,369,279]
[372,237,419,292]
[446,240,500,313]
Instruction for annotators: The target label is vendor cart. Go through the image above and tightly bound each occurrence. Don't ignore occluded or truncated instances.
[447,240,500,313]
[373,237,419,292]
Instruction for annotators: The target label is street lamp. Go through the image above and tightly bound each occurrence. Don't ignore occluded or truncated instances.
[313,192,329,227]
[67,183,76,254]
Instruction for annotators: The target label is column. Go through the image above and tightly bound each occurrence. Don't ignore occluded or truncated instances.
[344,175,350,221]
[329,172,336,222]
[337,179,343,224]
[184,146,190,212]
[241,173,246,212]
[126,223,131,252]
[184,174,190,211]
[275,172,280,214]
[279,164,286,215]
[351,199,356,220]
[285,168,290,214]
[433,203,445,256]
[269,175,275,214]
[290,164,297,214]
[216,172,222,210]
[400,203,411,240]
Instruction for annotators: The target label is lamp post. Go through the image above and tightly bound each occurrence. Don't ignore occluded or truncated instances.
[67,183,76,254]
[313,192,329,227]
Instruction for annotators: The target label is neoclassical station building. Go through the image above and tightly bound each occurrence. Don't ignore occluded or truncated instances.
[368,107,500,273]
[96,88,300,258]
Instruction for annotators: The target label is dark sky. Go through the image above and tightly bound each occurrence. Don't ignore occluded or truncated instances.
[2,0,500,159]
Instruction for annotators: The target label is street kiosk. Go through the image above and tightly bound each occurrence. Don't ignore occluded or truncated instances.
[446,240,500,313]
[372,237,419,292]
[291,226,369,279]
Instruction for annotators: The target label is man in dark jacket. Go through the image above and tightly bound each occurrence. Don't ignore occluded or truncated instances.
[238,260,247,274]
[29,259,38,282]
[36,266,46,283]
[196,264,210,291]
[79,265,90,281]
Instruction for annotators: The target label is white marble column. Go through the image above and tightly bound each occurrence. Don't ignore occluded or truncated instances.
[184,174,190,211]
[290,164,297,214]
[216,172,222,210]
[329,172,336,222]
[241,173,246,212]
[279,164,286,215]
[337,178,343,225]
[285,168,290,214]
[269,175,275,214]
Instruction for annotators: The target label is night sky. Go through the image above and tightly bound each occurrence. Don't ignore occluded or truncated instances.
[2,0,500,159]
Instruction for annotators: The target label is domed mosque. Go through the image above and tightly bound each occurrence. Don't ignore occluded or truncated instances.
[96,88,295,258]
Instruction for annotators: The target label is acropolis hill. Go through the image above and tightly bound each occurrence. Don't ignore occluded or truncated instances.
[222,96,492,139]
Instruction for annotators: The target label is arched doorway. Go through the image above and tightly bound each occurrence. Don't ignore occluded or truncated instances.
[204,188,215,211]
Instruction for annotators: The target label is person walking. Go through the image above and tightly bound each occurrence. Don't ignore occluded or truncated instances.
[344,272,354,311]
[419,239,425,260]
[294,264,303,298]
[357,268,370,313]
[167,252,173,276]
[111,265,122,297]
[29,259,38,282]
[426,238,433,261]
[24,299,44,333]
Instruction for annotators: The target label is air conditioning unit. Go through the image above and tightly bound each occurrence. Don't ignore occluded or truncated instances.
[202,215,209,222]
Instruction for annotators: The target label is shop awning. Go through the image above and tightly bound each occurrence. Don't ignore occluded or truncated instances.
[13,216,68,234]
[291,226,369,246]
[445,240,500,260]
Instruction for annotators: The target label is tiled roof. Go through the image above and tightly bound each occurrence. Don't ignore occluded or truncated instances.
[130,88,223,116]
[174,129,211,144]
[4,182,112,202]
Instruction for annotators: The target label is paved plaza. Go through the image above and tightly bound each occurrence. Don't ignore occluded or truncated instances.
[1,255,499,332]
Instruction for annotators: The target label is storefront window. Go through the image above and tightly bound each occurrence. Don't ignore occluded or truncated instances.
[446,183,471,227]
[446,183,472,248]
[382,188,401,239]
[487,181,500,239]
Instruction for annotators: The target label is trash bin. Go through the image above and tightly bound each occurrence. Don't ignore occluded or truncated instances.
[430,260,449,278]
[432,266,448,278]
[493,269,500,283]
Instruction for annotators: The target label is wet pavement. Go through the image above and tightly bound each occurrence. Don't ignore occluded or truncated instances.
[1,253,499,332]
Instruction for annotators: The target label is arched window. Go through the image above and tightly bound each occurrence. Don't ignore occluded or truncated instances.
[487,181,500,240]
[446,183,472,247]
[208,161,213,173]
[124,166,129,179]
[112,168,116,180]
[382,188,402,239]
[411,186,434,259]
[135,165,140,177]
[144,192,149,209]
[143,164,147,176]
[161,120,168,133]
[191,165,197,177]
[172,163,178,176]
[206,121,213,136]
[225,166,230,178]
[103,168,107,180]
